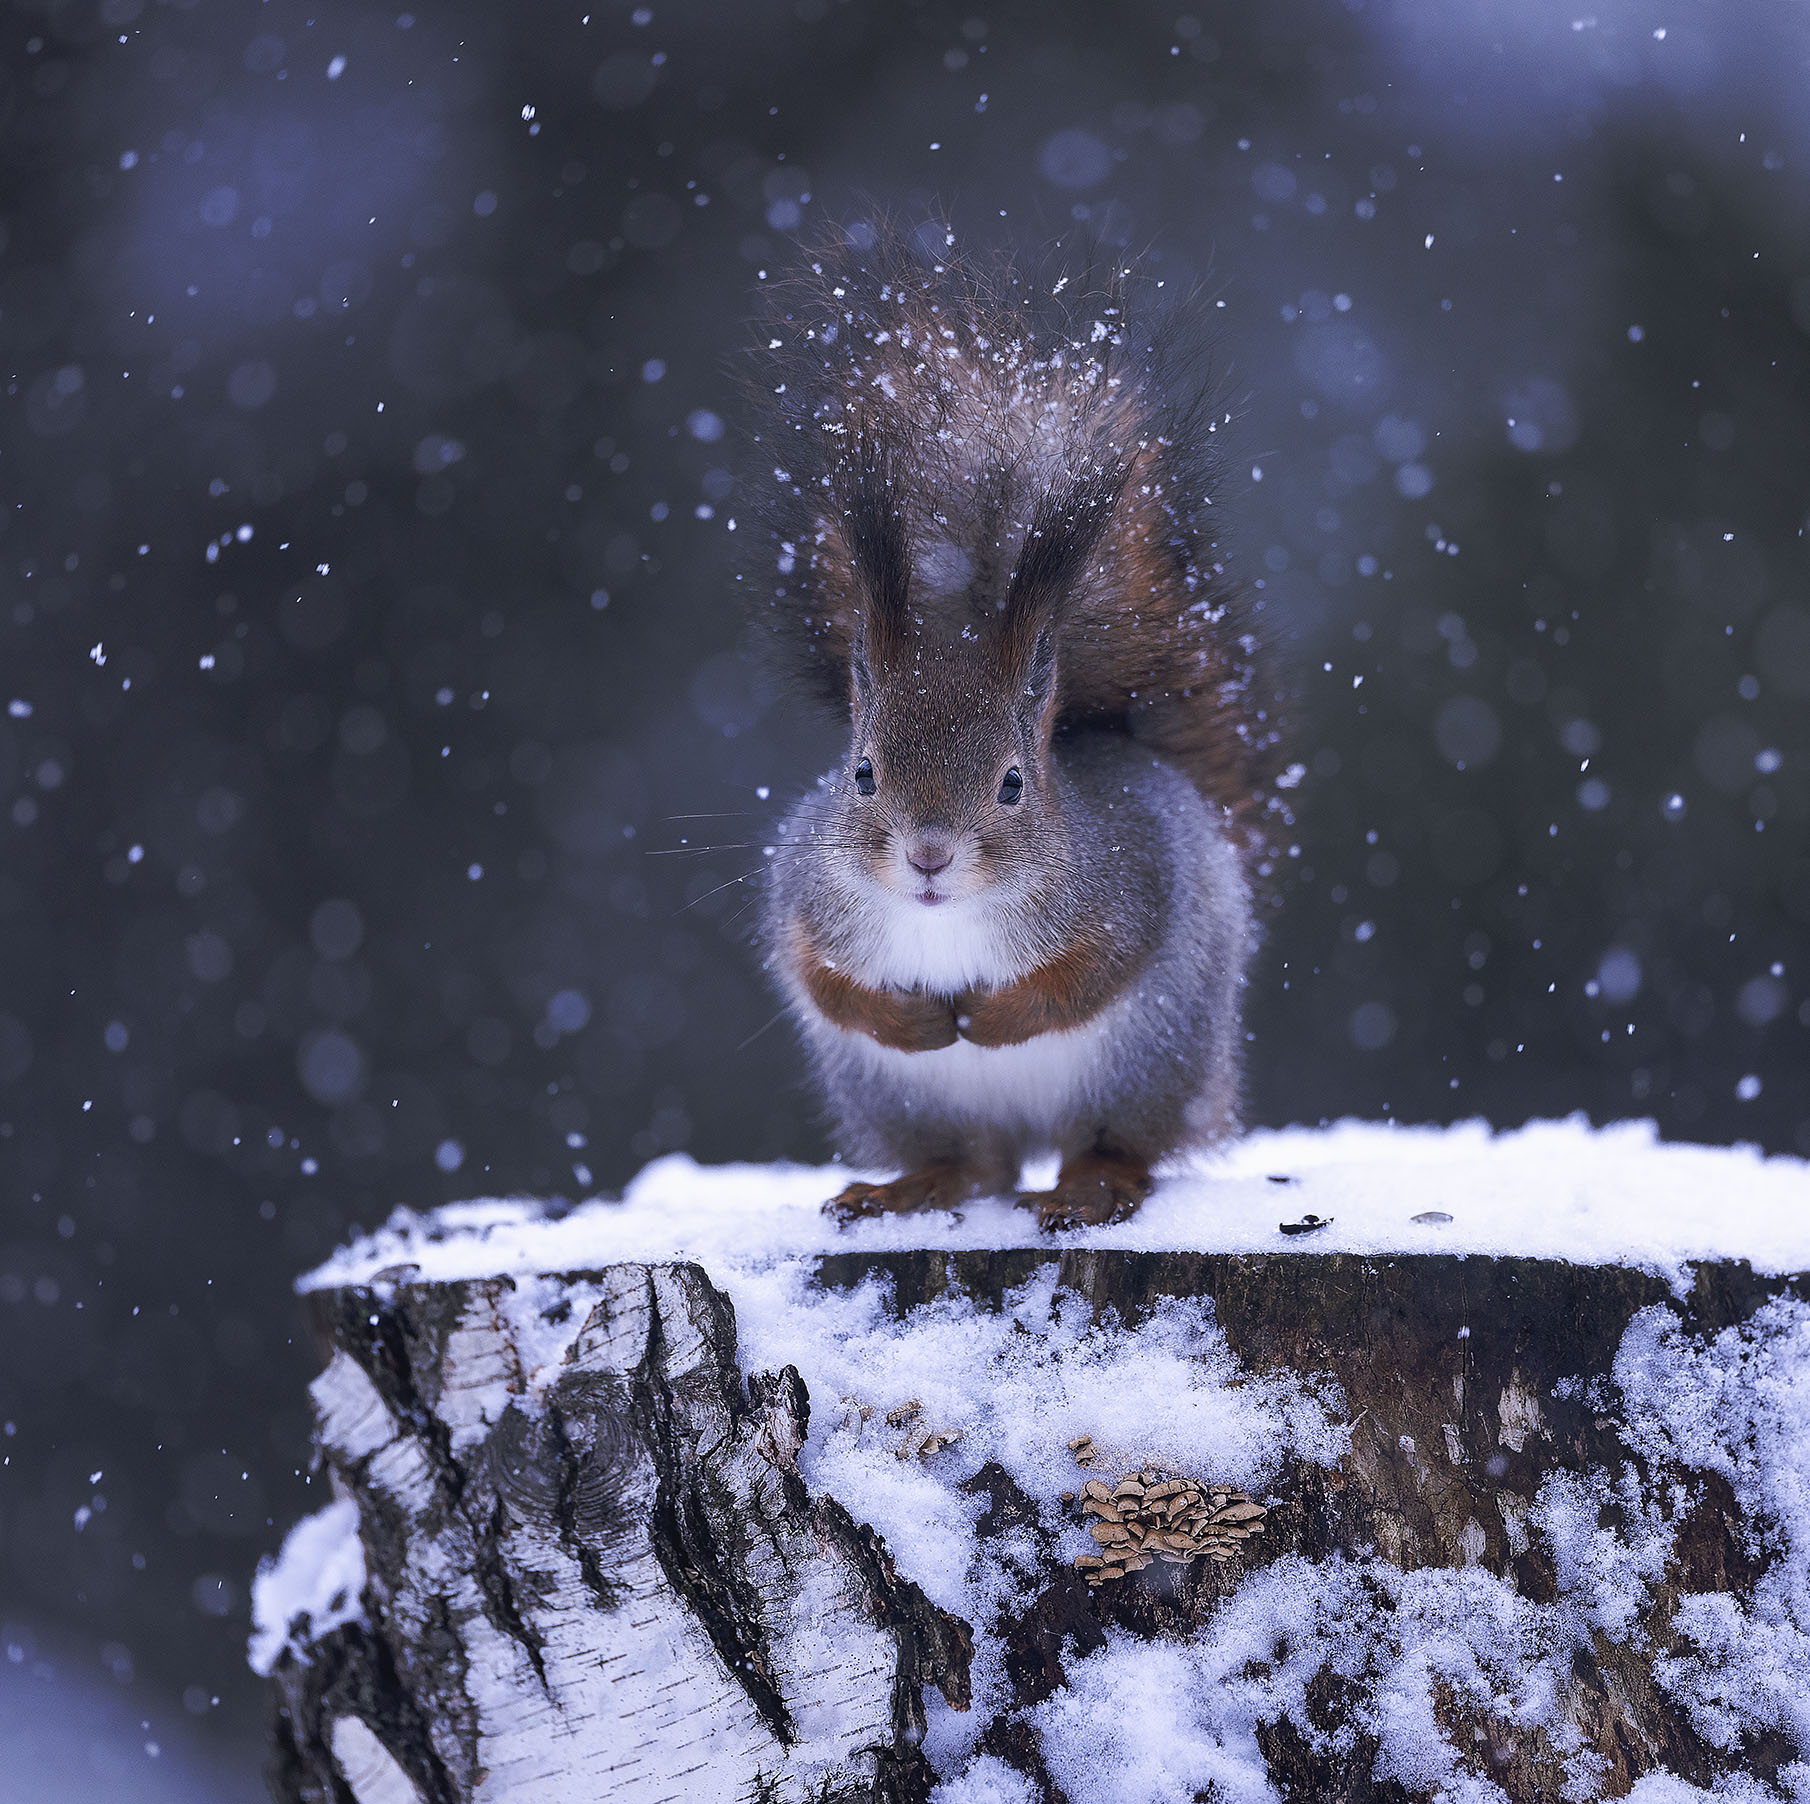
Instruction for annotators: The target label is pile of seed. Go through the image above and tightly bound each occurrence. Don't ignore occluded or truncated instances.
[1063,1438,1267,1587]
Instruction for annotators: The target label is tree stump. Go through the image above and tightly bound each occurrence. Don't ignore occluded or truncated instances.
[260,1245,1810,1803]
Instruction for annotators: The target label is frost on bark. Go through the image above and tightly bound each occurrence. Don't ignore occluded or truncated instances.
[265,1263,971,1804]
[267,1250,1809,1803]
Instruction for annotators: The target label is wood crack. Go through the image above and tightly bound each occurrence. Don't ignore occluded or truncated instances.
[634,1271,799,1749]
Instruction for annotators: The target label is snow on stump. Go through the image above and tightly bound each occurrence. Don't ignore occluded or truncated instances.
[256,1121,1810,1803]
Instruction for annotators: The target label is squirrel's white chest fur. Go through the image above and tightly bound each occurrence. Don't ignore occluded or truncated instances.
[804,887,1125,1143]
[841,886,1030,992]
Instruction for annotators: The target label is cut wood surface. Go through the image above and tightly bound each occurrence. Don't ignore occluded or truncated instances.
[262,1243,1810,1803]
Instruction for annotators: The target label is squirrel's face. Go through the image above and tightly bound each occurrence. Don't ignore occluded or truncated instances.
[844,642,1057,911]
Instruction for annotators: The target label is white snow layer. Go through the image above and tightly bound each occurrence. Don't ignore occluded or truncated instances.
[284,1116,1810,1799]
[730,1263,1348,1776]
[249,1495,367,1677]
[302,1116,1810,1295]
[776,1275,1810,1803]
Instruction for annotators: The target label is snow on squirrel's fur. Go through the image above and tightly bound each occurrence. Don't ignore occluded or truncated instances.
[271,1117,1810,1799]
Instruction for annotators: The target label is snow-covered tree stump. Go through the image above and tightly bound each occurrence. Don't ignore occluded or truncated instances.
[255,1125,1810,1803]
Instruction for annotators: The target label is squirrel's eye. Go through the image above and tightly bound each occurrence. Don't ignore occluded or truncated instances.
[998,767,1023,806]
[854,758,876,795]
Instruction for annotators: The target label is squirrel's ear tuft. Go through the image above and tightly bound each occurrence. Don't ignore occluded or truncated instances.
[847,621,877,715]
[998,464,1124,737]
[1005,463,1129,626]
[839,423,912,670]
[1012,621,1061,743]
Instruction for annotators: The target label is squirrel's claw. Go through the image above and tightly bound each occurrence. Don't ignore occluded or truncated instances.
[824,1181,890,1224]
[1018,1157,1153,1232]
[1018,1188,1143,1231]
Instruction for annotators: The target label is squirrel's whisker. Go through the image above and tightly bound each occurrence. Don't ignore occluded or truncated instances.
[733,1007,791,1054]
[642,843,764,856]
[679,869,763,912]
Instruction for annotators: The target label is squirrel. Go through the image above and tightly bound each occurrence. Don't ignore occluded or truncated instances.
[746,226,1287,1229]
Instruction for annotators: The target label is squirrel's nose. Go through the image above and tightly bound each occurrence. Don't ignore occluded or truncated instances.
[907,841,952,878]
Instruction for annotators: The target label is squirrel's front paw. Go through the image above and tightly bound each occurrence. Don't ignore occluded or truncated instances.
[1018,1154,1152,1231]
[953,983,1048,1049]
[877,990,960,1053]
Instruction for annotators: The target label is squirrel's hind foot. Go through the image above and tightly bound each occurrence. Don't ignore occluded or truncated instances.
[1018,1151,1153,1231]
[824,1160,1001,1225]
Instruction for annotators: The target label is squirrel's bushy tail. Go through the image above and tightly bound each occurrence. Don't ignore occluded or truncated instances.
[743,221,1292,879]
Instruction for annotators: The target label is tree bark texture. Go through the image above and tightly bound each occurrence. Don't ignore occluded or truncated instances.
[268,1264,970,1803]
[266,1251,1808,1804]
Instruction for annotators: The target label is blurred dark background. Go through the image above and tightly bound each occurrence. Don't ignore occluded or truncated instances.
[2,0,1808,1790]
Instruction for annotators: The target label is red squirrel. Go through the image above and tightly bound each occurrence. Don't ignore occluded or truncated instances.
[749,227,1287,1228]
